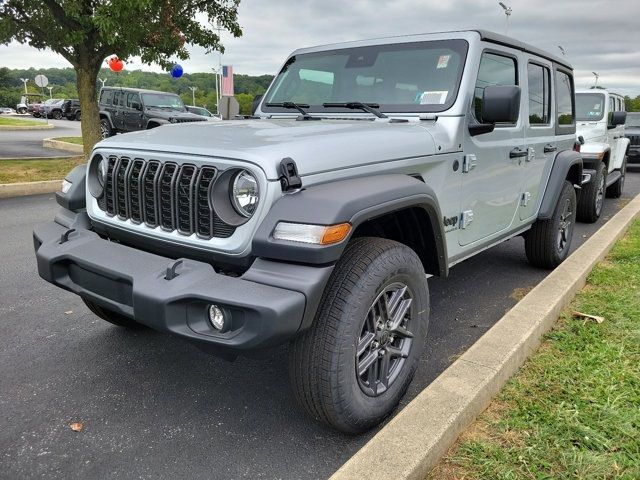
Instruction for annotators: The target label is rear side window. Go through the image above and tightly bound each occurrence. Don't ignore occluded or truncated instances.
[474,52,517,122]
[527,63,550,125]
[555,70,574,126]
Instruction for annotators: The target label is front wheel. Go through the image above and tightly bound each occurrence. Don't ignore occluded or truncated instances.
[75,111,81,121]
[525,180,577,269]
[52,110,63,120]
[100,118,113,139]
[289,237,429,433]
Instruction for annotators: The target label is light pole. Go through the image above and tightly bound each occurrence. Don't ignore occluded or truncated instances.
[498,2,512,35]
[98,78,107,89]
[189,86,198,106]
[20,78,29,94]
[46,86,53,99]
[212,68,220,115]
[592,72,599,87]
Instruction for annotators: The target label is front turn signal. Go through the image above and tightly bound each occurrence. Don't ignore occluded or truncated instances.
[273,222,352,245]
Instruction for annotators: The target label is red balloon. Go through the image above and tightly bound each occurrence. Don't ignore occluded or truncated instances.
[108,56,124,72]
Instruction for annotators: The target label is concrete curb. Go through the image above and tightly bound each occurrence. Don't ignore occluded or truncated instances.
[331,194,640,480]
[0,180,61,199]
[0,123,54,130]
[43,137,84,153]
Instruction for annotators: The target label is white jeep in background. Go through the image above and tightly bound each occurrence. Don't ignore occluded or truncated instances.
[575,88,629,222]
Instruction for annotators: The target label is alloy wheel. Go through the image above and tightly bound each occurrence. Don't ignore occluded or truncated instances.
[557,198,573,253]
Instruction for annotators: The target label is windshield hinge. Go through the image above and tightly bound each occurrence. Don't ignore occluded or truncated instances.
[279,158,302,191]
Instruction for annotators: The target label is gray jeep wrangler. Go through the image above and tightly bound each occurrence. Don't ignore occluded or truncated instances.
[98,87,205,139]
[35,30,583,433]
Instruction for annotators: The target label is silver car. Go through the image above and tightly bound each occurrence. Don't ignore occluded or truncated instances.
[37,29,584,432]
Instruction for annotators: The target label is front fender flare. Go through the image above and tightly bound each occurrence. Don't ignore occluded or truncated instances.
[252,174,447,274]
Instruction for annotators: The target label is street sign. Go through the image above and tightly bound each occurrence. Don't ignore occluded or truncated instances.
[34,74,49,88]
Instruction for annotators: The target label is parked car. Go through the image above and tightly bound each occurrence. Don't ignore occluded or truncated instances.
[0,107,15,114]
[98,87,206,138]
[62,99,81,121]
[28,101,43,117]
[16,93,44,115]
[37,30,585,433]
[43,99,65,119]
[624,112,640,164]
[575,88,629,222]
[186,105,220,120]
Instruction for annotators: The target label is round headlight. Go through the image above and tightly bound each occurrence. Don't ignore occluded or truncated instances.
[97,157,108,187]
[231,170,259,218]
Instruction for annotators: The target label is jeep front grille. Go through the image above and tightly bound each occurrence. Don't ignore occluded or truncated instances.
[99,156,235,239]
[627,134,640,146]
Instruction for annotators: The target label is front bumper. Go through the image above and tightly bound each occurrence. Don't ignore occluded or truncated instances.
[34,217,332,353]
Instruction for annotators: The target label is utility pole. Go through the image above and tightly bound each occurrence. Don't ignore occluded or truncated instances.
[498,2,512,35]
[212,68,220,114]
[189,86,198,106]
[20,78,29,94]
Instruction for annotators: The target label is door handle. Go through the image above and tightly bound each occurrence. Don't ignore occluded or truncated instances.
[543,144,558,153]
[509,147,528,158]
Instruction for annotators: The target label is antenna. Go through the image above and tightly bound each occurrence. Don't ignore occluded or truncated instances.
[558,46,566,56]
[498,2,512,35]
[592,72,599,87]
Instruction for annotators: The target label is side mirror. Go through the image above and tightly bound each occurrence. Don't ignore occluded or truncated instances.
[252,94,264,115]
[608,111,626,129]
[469,85,521,136]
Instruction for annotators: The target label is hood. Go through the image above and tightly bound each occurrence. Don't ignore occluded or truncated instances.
[144,107,204,121]
[95,118,439,180]
[576,121,605,142]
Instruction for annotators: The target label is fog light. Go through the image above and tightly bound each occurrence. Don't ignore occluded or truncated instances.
[208,304,226,331]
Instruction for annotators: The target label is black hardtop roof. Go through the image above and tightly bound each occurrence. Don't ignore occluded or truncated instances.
[474,30,572,70]
[101,86,180,96]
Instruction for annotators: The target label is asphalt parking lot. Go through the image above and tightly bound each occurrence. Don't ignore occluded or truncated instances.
[0,115,82,158]
[1,168,639,479]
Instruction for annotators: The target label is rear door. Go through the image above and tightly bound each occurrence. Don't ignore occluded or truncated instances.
[520,60,554,221]
[124,92,143,132]
[459,49,525,246]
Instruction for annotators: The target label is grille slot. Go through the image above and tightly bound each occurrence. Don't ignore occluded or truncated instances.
[98,157,233,239]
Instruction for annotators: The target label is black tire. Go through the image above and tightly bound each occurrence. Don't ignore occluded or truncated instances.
[606,157,626,199]
[75,111,81,121]
[576,161,605,223]
[17,107,27,114]
[289,237,429,433]
[525,180,577,269]
[66,114,75,121]
[100,118,113,138]
[82,298,144,329]
[52,110,63,120]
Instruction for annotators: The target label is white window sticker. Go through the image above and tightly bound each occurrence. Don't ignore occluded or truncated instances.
[437,55,450,69]
[420,91,448,105]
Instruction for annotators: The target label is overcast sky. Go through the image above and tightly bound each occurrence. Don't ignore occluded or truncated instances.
[1,0,639,96]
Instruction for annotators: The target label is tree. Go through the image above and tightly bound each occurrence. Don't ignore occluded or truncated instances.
[0,1,242,155]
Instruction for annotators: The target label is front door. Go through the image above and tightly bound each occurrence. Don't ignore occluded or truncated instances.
[459,50,525,246]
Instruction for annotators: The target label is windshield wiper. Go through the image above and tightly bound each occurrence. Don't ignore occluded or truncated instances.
[266,102,319,120]
[322,102,387,118]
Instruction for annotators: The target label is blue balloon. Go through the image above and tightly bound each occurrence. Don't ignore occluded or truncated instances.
[170,64,183,78]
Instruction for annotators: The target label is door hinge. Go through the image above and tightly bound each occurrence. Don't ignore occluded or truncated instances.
[462,154,477,173]
[460,210,474,229]
[527,147,535,162]
[520,191,531,206]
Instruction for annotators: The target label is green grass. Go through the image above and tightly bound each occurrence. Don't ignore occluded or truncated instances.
[0,116,42,127]
[0,157,85,183]
[430,220,640,480]
[52,136,83,145]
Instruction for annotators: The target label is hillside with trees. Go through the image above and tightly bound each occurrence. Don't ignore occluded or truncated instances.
[0,66,273,116]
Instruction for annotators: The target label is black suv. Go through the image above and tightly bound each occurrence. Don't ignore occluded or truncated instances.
[99,87,205,138]
[63,99,81,121]
[625,112,640,164]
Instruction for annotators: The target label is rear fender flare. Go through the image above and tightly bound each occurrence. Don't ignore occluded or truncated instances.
[538,149,582,220]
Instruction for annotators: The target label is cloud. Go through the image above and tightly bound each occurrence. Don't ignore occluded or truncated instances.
[1,0,639,95]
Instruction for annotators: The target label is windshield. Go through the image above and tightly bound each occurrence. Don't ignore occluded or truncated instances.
[626,112,640,127]
[576,93,605,121]
[263,39,468,114]
[141,93,186,111]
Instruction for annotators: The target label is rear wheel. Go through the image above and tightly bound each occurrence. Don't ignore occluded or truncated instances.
[577,161,606,223]
[289,237,429,433]
[82,298,143,329]
[100,118,113,138]
[525,180,576,269]
[606,157,626,198]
